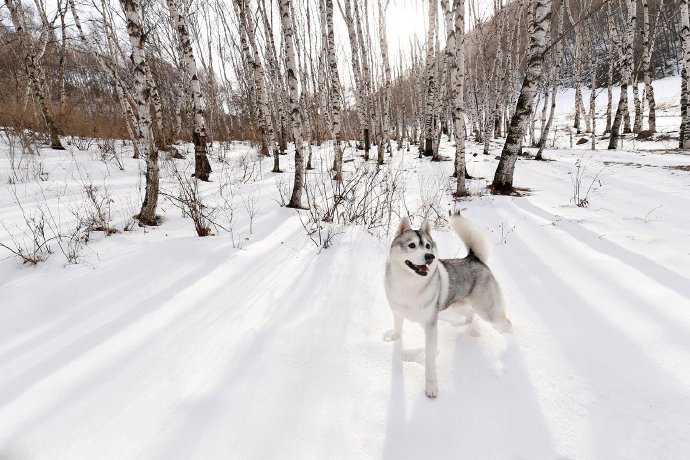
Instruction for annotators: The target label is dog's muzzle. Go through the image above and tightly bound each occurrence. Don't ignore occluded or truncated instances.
[405,260,431,276]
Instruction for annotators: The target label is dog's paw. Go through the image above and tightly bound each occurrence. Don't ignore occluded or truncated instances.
[493,319,513,334]
[425,380,438,398]
[383,329,401,342]
[468,324,481,337]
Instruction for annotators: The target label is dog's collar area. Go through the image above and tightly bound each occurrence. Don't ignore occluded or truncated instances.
[405,260,430,276]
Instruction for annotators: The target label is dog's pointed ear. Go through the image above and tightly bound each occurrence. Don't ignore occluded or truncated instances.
[421,219,432,236]
[395,217,412,236]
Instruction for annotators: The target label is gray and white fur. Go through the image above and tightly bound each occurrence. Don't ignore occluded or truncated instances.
[383,213,512,398]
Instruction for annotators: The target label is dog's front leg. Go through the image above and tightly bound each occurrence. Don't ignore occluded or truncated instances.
[424,320,438,398]
[383,313,403,342]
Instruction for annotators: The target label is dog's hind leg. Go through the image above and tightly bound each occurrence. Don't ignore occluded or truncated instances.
[383,313,404,342]
[471,288,513,334]
[467,319,482,337]
[491,309,513,334]
[449,300,475,325]
[462,308,475,326]
[424,320,439,398]
[453,303,480,336]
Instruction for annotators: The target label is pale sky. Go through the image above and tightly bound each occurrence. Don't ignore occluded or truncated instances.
[385,0,496,63]
[333,0,495,87]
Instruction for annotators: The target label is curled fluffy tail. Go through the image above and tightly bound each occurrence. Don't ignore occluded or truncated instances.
[450,213,491,263]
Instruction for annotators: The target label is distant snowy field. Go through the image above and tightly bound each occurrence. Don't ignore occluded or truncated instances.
[550,75,683,150]
[1,76,689,459]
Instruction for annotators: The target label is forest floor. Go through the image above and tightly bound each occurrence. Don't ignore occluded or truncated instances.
[1,77,689,459]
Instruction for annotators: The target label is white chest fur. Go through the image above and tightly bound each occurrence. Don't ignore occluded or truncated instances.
[384,263,449,324]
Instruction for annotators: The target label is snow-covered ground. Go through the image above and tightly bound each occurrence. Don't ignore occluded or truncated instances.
[550,75,683,150]
[1,76,690,459]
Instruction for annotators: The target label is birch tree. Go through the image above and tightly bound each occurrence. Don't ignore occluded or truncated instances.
[257,0,288,167]
[166,0,212,181]
[235,0,276,163]
[482,14,508,155]
[566,0,589,134]
[453,0,467,196]
[492,0,553,193]
[354,0,374,160]
[5,0,65,150]
[587,20,596,149]
[280,0,307,208]
[681,0,690,148]
[121,0,160,225]
[608,0,636,150]
[340,0,366,155]
[423,0,438,157]
[69,0,141,157]
[324,0,344,180]
[378,0,392,165]
[145,65,166,149]
[604,0,619,134]
[682,68,689,148]
[536,0,563,160]
[57,0,67,119]
[641,0,661,133]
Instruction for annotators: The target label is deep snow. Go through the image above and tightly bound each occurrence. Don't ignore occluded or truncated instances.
[1,76,690,459]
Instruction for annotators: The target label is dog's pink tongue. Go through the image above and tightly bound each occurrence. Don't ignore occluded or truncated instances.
[417,264,429,273]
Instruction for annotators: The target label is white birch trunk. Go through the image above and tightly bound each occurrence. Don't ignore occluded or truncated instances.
[681,0,690,148]
[632,76,642,133]
[280,0,306,207]
[6,0,64,149]
[258,0,289,166]
[483,14,508,154]
[378,0,392,165]
[145,65,166,148]
[353,0,373,160]
[539,66,550,147]
[324,0,343,180]
[573,31,584,133]
[453,0,467,195]
[642,0,656,132]
[608,0,636,150]
[174,81,184,139]
[604,0,618,134]
[341,0,366,151]
[121,0,159,225]
[589,25,596,149]
[101,2,142,158]
[423,0,438,157]
[682,69,689,148]
[57,2,67,118]
[565,1,589,134]
[536,3,552,144]
[492,0,552,193]
[167,0,211,181]
[235,0,275,160]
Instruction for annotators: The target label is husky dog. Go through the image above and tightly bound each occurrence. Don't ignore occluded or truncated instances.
[383,213,512,398]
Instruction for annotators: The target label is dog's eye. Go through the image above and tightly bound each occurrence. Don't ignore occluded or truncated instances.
[426,243,430,249]
[408,243,416,248]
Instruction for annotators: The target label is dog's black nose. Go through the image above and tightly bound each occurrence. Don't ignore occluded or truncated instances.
[425,253,435,263]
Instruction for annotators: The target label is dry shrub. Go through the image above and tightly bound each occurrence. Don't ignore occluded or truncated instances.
[162,162,213,237]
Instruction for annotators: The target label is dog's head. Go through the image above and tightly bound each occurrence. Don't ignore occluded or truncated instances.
[389,217,438,277]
